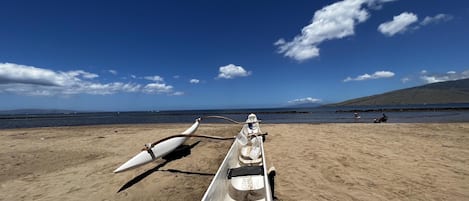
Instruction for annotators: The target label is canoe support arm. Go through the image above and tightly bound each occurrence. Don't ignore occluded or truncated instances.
[141,133,269,151]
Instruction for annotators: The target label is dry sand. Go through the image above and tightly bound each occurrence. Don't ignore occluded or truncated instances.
[0,123,468,201]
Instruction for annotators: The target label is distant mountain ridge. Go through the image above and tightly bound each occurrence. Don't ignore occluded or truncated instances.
[332,78,469,106]
[0,109,77,115]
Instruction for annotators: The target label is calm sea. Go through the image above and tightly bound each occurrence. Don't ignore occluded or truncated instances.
[1,104,469,129]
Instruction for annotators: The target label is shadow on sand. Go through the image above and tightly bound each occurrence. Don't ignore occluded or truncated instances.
[117,141,214,193]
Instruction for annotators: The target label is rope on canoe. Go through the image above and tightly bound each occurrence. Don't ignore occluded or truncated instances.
[142,115,264,151]
[143,133,269,151]
[142,134,234,151]
[201,115,262,124]
[201,115,243,124]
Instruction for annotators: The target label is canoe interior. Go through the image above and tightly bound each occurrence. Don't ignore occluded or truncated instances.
[201,116,272,201]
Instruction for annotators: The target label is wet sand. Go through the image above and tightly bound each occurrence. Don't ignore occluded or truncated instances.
[0,123,468,201]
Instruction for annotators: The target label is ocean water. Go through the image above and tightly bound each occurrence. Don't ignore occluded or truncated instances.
[1,104,469,129]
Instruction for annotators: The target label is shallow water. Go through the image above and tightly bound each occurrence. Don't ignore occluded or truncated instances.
[1,104,469,129]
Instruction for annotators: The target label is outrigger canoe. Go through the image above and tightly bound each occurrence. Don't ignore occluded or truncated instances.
[113,118,200,173]
[202,114,274,201]
[114,114,275,200]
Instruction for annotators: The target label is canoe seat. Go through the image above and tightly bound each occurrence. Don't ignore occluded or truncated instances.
[228,166,264,179]
[239,146,262,165]
[227,166,266,201]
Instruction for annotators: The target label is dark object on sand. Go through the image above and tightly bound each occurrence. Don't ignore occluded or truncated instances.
[374,113,388,123]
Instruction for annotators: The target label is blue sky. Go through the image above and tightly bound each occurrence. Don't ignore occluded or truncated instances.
[0,0,468,111]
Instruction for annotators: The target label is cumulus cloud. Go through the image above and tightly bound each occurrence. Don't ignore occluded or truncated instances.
[275,0,395,61]
[217,64,251,79]
[378,12,418,36]
[420,70,469,84]
[144,75,164,82]
[0,63,97,86]
[420,14,453,26]
[142,83,173,94]
[379,13,452,36]
[344,70,395,82]
[288,97,322,104]
[189,79,200,84]
[0,62,180,96]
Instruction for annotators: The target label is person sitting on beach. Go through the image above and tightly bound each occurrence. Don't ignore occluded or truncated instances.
[354,112,360,118]
[374,113,388,123]
[354,112,361,120]
[381,113,388,122]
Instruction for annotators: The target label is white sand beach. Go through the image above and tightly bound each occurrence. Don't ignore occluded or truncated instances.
[0,123,468,201]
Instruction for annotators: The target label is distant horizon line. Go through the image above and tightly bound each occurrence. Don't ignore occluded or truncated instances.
[0,104,322,114]
[3,102,469,115]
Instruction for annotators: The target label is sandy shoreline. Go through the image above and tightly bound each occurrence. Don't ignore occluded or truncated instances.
[1,123,468,201]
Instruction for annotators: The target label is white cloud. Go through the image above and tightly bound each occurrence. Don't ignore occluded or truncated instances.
[0,62,103,87]
[126,74,177,94]
[171,91,184,96]
[65,82,141,95]
[217,64,251,79]
[378,12,418,36]
[401,77,411,83]
[288,97,322,104]
[420,70,427,74]
[189,79,200,84]
[275,0,394,61]
[420,70,469,84]
[0,62,72,86]
[0,62,180,96]
[67,70,99,79]
[144,75,164,82]
[421,76,443,84]
[379,13,452,35]
[130,74,137,79]
[173,75,180,79]
[366,0,397,10]
[142,83,173,94]
[344,70,395,82]
[108,69,117,75]
[420,14,453,26]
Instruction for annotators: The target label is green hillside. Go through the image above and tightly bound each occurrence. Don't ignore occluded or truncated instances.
[333,78,469,106]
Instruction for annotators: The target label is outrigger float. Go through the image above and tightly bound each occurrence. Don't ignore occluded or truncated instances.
[114,114,276,201]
